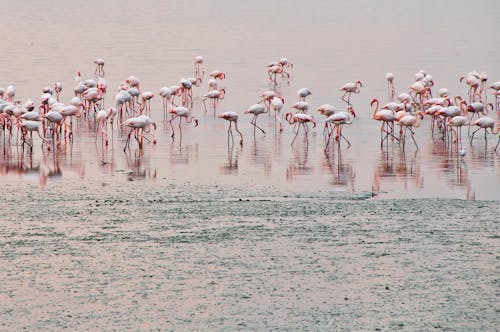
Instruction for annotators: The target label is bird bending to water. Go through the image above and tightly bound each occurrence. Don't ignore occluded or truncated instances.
[244,104,267,136]
[218,111,243,146]
[168,106,198,139]
[94,58,105,77]
[121,115,157,151]
[285,112,316,146]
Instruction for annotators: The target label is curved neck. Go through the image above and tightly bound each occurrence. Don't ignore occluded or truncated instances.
[371,99,379,118]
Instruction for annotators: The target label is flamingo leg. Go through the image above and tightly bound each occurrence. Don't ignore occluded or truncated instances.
[169,115,178,137]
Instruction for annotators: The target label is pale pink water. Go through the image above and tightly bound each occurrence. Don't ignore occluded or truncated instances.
[0,0,498,199]
[1,1,499,330]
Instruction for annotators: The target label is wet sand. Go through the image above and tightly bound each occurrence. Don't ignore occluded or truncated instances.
[1,180,498,330]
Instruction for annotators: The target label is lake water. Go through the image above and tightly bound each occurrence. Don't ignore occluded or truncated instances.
[1,0,499,330]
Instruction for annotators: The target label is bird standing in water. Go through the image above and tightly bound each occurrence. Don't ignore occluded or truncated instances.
[218,111,243,146]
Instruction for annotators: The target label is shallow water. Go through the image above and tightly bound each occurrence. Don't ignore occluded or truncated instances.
[1,0,500,330]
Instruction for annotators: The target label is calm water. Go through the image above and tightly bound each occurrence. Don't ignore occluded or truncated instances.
[1,1,499,330]
[0,0,498,199]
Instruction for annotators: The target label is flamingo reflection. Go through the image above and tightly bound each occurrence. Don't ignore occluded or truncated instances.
[124,149,156,181]
[322,148,356,189]
[372,147,423,195]
[220,144,240,175]
[286,145,313,181]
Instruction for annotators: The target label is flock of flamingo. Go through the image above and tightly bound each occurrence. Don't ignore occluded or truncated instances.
[1,56,499,160]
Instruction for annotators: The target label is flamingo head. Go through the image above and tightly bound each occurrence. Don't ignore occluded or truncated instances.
[370,98,378,106]
[310,117,317,128]
[285,112,292,122]
[194,117,199,127]
[459,75,466,83]
[348,106,356,118]
[356,80,363,87]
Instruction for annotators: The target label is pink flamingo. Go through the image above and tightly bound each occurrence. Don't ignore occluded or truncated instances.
[121,115,157,151]
[340,80,362,105]
[94,58,105,77]
[203,88,225,114]
[268,65,288,84]
[194,56,204,77]
[297,88,312,101]
[386,73,395,101]
[459,73,480,102]
[397,111,423,150]
[270,96,285,132]
[54,82,63,101]
[139,91,154,115]
[218,111,243,146]
[244,103,267,136]
[324,105,356,148]
[285,112,316,146]
[17,120,49,150]
[371,98,398,148]
[470,117,498,146]
[209,70,226,80]
[168,106,199,139]
[95,108,114,145]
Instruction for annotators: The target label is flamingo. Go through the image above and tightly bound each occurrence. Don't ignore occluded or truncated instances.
[60,104,82,139]
[409,81,430,108]
[17,120,49,150]
[168,106,198,139]
[6,85,15,102]
[470,117,498,146]
[139,91,154,115]
[159,86,175,119]
[126,76,140,91]
[438,88,449,98]
[218,111,243,146]
[324,105,355,148]
[244,103,267,136]
[488,82,500,112]
[297,88,312,101]
[268,64,288,84]
[209,70,226,80]
[94,58,105,77]
[270,96,285,132]
[371,98,398,148]
[317,104,338,137]
[339,80,362,105]
[398,111,423,150]
[43,110,63,142]
[291,101,309,113]
[194,55,204,77]
[121,115,157,151]
[258,90,276,111]
[386,72,395,101]
[54,82,63,101]
[460,73,480,102]
[447,114,469,149]
[202,88,225,114]
[96,107,113,145]
[458,98,492,134]
[179,78,193,108]
[207,78,218,91]
[285,112,316,146]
